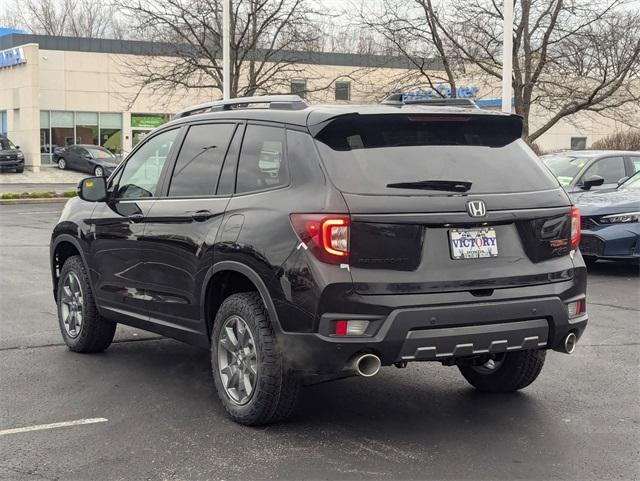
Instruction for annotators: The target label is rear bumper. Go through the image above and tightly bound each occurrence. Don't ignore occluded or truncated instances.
[281,283,588,374]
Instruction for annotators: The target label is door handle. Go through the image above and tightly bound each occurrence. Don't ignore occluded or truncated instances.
[191,210,214,222]
[128,213,145,223]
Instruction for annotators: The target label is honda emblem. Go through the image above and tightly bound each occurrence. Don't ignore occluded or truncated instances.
[467,200,487,217]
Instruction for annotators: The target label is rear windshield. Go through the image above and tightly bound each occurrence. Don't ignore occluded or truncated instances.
[314,114,559,195]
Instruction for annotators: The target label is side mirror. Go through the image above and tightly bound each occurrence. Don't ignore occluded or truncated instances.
[581,175,605,190]
[617,176,629,186]
[77,176,107,202]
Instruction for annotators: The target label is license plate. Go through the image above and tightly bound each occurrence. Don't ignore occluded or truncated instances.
[449,228,498,259]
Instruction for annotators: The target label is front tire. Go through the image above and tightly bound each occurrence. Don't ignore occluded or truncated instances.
[56,255,116,353]
[458,349,546,392]
[94,166,104,177]
[58,157,66,170]
[211,292,300,425]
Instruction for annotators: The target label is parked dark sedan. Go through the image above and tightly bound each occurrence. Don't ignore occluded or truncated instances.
[571,173,640,263]
[541,150,639,193]
[57,144,119,177]
[0,135,25,173]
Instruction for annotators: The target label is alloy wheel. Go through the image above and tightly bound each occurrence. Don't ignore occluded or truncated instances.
[94,166,104,177]
[217,315,258,405]
[58,158,66,169]
[60,271,84,338]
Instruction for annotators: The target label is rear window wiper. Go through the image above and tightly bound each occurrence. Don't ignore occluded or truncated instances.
[386,180,472,192]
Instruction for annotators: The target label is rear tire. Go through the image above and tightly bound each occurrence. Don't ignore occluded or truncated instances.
[458,349,546,392]
[211,292,300,425]
[56,255,116,353]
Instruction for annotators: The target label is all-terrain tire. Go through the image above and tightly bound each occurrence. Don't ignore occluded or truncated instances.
[211,292,300,425]
[56,255,116,353]
[458,349,546,392]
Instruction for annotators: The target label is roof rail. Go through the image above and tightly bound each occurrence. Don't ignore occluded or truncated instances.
[173,95,308,119]
[381,93,479,109]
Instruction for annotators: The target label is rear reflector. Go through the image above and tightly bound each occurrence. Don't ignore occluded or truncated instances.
[567,299,585,318]
[335,320,348,336]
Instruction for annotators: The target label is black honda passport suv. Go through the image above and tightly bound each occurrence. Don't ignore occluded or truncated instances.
[50,95,588,425]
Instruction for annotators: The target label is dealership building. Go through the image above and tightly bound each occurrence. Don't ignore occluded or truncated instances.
[0,32,635,171]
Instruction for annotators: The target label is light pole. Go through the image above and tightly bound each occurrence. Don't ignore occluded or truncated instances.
[223,0,231,100]
[501,0,513,113]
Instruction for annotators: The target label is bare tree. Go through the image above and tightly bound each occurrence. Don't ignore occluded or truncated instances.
[356,0,460,98]
[114,0,333,100]
[16,0,69,36]
[438,0,640,141]
[66,0,121,38]
[357,0,640,142]
[9,0,125,38]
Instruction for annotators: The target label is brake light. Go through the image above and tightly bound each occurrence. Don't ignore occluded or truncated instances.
[290,214,350,264]
[570,207,580,250]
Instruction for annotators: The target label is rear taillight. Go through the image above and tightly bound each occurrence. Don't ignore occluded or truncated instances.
[567,299,585,318]
[570,207,580,250]
[290,214,350,264]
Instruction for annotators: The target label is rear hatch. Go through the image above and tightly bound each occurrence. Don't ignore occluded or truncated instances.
[312,112,575,295]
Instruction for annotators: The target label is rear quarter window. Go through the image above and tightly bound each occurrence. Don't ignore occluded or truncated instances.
[236,125,289,194]
[314,114,559,195]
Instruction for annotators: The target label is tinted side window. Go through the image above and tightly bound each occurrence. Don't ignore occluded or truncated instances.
[583,156,625,184]
[630,156,640,173]
[116,129,179,199]
[168,123,235,197]
[217,124,244,196]
[236,125,288,194]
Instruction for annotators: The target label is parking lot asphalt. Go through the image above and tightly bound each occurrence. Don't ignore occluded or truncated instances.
[1,202,639,481]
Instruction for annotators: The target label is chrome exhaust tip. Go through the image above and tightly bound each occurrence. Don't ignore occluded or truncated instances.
[352,353,382,377]
[564,332,577,354]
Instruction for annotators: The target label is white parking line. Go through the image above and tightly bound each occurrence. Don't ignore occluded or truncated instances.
[0,417,108,436]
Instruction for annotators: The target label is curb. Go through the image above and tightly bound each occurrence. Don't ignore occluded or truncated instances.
[0,197,72,205]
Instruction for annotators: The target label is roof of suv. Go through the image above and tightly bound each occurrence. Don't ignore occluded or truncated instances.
[164,98,518,131]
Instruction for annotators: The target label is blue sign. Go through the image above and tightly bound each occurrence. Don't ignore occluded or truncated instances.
[0,47,26,69]
[402,84,479,101]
